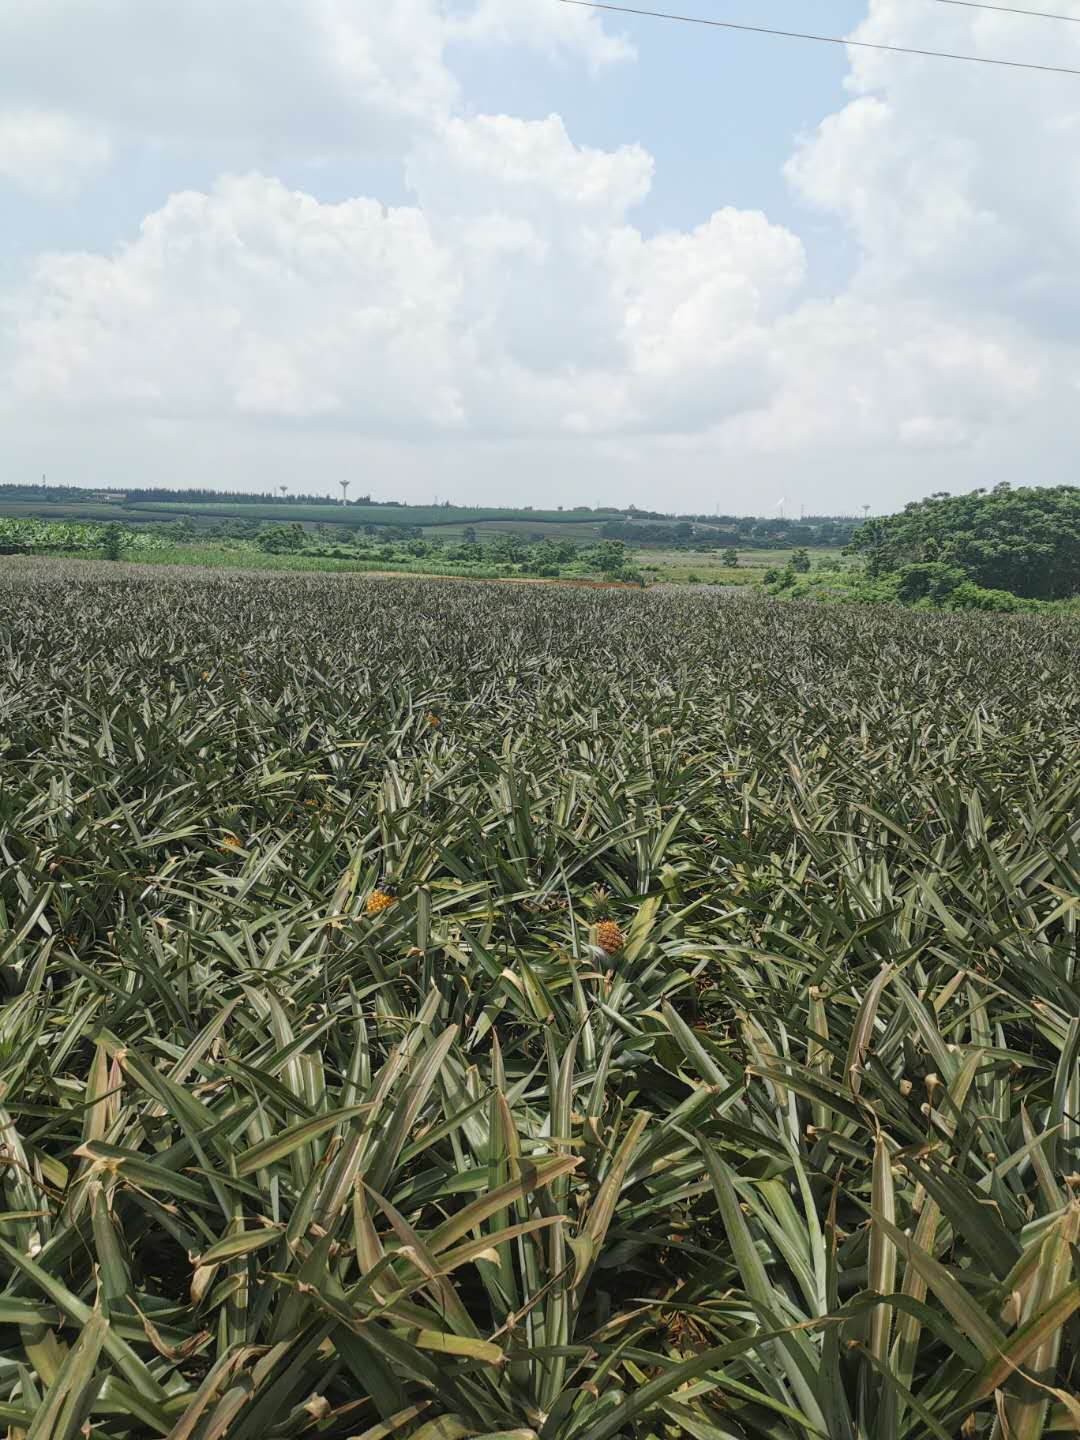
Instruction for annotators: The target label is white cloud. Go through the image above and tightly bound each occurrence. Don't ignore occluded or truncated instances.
[3,84,1066,499]
[5,117,805,442]
[0,0,629,194]
[446,0,634,69]
[0,2,455,173]
[3,0,1080,508]
[9,178,464,428]
[715,296,1042,458]
[0,108,112,195]
[408,114,654,222]
[788,0,1080,322]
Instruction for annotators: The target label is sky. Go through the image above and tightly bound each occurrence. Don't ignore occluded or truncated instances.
[2,0,1079,516]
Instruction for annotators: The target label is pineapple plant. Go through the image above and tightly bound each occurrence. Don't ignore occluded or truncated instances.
[0,563,1077,1436]
[585,886,624,955]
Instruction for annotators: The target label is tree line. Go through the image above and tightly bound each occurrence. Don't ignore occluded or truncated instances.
[849,484,1080,601]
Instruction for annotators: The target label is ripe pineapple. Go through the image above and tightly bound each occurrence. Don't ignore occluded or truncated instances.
[366,889,394,916]
[595,919,625,956]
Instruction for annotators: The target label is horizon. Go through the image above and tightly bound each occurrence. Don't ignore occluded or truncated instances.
[0,476,884,521]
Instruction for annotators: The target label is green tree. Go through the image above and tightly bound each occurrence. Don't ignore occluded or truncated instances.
[102,522,126,561]
[525,540,564,575]
[764,566,796,590]
[488,534,526,565]
[722,547,738,567]
[256,524,305,554]
[894,561,966,605]
[847,483,1080,599]
[791,547,811,573]
[591,540,627,574]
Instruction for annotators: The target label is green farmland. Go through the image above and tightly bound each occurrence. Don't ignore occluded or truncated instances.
[1,560,1079,1436]
[62,498,614,531]
[420,518,611,543]
[637,547,842,585]
[0,492,623,535]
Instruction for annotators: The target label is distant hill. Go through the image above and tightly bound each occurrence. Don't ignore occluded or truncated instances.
[0,484,858,548]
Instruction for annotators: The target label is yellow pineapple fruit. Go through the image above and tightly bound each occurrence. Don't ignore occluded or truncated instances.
[366,889,394,916]
[595,919,625,956]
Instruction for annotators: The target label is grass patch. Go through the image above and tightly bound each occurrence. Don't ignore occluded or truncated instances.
[123,543,510,578]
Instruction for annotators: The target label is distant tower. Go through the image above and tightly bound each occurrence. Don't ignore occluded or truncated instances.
[279,486,288,501]
[339,480,350,506]
[862,504,870,520]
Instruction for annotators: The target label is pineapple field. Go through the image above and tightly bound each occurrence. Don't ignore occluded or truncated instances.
[2,558,1080,1440]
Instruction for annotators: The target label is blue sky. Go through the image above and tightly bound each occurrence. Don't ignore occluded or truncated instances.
[447,0,865,284]
[1,0,1078,514]
[0,1,865,277]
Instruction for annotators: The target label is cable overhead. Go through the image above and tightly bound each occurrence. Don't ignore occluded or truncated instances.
[927,0,1080,22]
[556,0,1080,73]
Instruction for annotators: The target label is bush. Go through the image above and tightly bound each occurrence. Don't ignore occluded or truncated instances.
[590,540,627,574]
[256,524,305,554]
[944,580,1029,612]
[894,561,966,605]
[102,523,126,561]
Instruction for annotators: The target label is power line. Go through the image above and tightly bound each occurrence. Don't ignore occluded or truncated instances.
[557,0,1080,73]
[922,0,1080,24]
